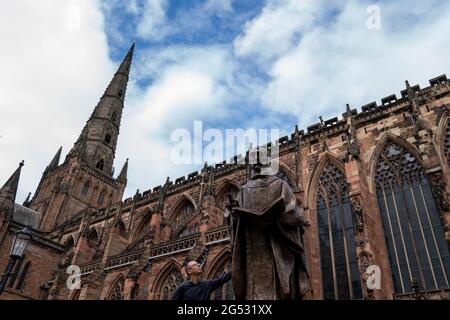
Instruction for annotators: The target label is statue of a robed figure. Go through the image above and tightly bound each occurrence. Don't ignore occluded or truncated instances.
[225,161,310,300]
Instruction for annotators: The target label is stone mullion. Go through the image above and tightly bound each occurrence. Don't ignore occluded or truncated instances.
[344,159,377,299]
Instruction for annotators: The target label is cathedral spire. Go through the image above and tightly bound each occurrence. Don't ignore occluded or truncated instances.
[31,147,62,205]
[0,161,24,211]
[117,158,128,183]
[48,147,62,171]
[67,42,135,175]
[101,41,135,99]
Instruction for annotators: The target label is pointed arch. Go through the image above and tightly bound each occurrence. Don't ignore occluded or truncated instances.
[205,249,234,300]
[130,208,153,242]
[311,153,362,300]
[368,132,423,193]
[372,136,450,294]
[106,274,125,300]
[81,180,90,197]
[307,152,346,210]
[435,110,450,168]
[115,218,127,236]
[96,159,105,171]
[215,179,240,210]
[152,261,184,300]
[97,189,106,206]
[167,193,198,220]
[272,159,298,191]
[87,228,99,246]
[205,249,232,279]
[215,178,240,196]
[167,194,198,238]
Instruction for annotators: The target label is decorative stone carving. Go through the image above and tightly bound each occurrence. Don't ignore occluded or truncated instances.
[161,268,184,300]
[357,240,375,300]
[107,277,125,300]
[435,104,449,126]
[343,104,360,162]
[430,173,450,213]
[82,269,105,292]
[351,197,364,232]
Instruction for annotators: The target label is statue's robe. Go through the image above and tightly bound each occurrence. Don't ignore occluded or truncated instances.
[229,174,309,300]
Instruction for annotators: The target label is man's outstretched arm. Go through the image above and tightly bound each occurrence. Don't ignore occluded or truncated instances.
[208,271,232,291]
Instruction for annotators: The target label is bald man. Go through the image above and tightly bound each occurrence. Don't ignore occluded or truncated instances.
[172,260,232,300]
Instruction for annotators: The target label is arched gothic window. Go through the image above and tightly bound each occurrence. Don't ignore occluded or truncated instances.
[97,190,106,206]
[81,181,90,197]
[108,277,124,300]
[87,228,98,246]
[7,256,24,288]
[161,268,184,300]
[96,160,105,171]
[444,120,450,168]
[15,261,31,290]
[117,220,126,236]
[316,161,362,300]
[216,184,239,209]
[171,201,197,238]
[211,256,234,300]
[375,141,450,293]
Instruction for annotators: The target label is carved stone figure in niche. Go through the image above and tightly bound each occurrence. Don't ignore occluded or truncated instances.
[351,197,364,232]
[226,159,309,299]
[430,173,449,213]
[357,240,375,300]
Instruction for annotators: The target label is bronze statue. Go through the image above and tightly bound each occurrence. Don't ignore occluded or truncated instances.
[225,161,310,300]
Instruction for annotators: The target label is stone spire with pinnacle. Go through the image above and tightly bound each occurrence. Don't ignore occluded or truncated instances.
[48,146,62,170]
[67,42,135,176]
[0,161,24,215]
[31,146,62,204]
[117,158,128,183]
[22,192,32,208]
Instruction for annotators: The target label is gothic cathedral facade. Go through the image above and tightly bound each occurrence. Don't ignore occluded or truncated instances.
[0,44,449,300]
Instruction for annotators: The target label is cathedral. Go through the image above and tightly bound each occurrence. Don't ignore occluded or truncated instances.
[0,44,449,300]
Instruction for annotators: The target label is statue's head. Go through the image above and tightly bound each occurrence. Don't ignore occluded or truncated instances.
[250,155,272,177]
[185,260,202,278]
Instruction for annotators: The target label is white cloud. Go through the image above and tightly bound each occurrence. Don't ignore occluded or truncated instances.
[235,0,450,127]
[234,0,323,63]
[203,0,234,16]
[0,0,114,201]
[136,0,170,41]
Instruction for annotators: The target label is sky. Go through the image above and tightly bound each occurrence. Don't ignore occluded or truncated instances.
[1,0,450,202]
